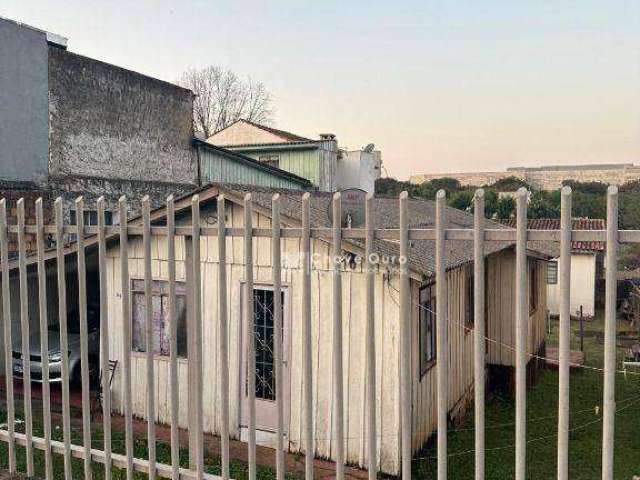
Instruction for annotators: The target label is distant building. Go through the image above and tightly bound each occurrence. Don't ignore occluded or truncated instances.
[206,119,382,192]
[410,163,640,191]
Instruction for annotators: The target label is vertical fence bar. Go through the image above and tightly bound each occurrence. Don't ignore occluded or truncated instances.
[435,190,447,480]
[331,192,345,480]
[76,197,93,480]
[97,197,112,478]
[272,194,285,480]
[557,187,572,480]
[399,192,411,479]
[119,196,135,479]
[301,193,314,480]
[365,193,378,480]
[17,198,34,476]
[0,199,16,473]
[473,189,485,480]
[167,195,180,480]
[244,194,256,480]
[36,199,53,480]
[602,186,618,480]
[514,188,528,480]
[217,195,230,480]
[143,196,157,480]
[191,195,204,478]
[55,198,73,479]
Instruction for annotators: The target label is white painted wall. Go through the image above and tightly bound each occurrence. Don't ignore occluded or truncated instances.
[336,150,382,193]
[547,253,597,318]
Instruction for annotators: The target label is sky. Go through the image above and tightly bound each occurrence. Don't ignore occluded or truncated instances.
[2,1,639,179]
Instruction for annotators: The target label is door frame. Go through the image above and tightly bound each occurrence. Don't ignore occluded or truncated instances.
[238,280,292,434]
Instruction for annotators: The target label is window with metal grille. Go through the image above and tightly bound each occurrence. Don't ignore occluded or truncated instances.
[252,287,284,400]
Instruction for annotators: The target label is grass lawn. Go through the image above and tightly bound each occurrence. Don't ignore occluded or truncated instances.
[413,311,640,479]
[0,410,300,480]
[1,311,638,479]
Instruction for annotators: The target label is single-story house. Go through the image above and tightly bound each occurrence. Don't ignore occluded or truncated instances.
[2,185,549,475]
[502,218,605,319]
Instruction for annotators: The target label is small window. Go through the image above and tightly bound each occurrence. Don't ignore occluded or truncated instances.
[131,279,188,357]
[258,155,280,168]
[547,260,558,285]
[465,269,474,328]
[70,209,113,226]
[529,260,539,314]
[419,284,437,375]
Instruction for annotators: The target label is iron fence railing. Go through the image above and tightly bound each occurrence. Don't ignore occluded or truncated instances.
[0,186,631,480]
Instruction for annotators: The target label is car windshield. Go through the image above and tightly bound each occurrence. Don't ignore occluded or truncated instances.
[48,307,99,335]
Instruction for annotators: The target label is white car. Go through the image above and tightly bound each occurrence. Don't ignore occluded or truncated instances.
[12,305,100,385]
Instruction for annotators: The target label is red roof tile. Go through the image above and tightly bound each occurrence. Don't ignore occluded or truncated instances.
[500,218,605,252]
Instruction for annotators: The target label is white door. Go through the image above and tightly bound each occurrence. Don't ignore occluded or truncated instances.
[240,284,290,433]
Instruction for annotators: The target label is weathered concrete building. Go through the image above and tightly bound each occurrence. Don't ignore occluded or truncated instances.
[0,16,198,232]
[410,163,640,191]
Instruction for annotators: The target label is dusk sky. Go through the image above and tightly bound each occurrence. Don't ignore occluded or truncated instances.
[3,1,639,179]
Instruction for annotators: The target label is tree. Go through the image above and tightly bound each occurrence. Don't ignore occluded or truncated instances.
[495,197,516,219]
[448,190,474,211]
[529,190,560,219]
[375,178,416,197]
[428,177,462,193]
[178,66,273,138]
[490,176,531,192]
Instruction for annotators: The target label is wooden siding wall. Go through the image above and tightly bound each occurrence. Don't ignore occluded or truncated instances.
[411,252,548,452]
[410,266,474,453]
[105,202,403,474]
[198,147,307,190]
[486,249,547,366]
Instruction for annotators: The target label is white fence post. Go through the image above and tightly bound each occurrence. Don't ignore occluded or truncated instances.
[602,186,618,480]
[217,194,231,480]
[557,187,572,480]
[332,192,345,480]
[515,188,528,480]
[435,190,448,480]
[301,193,314,480]
[365,193,378,480]
[35,198,53,480]
[244,194,257,480]
[473,189,485,480]
[75,197,93,480]
[119,196,135,479]
[0,199,16,473]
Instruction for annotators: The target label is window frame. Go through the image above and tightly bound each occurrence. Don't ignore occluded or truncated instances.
[130,278,188,359]
[419,283,437,377]
[529,259,539,314]
[546,259,558,285]
[465,266,475,331]
[70,209,114,226]
[258,154,280,168]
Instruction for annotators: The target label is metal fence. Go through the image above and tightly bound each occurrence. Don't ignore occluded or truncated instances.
[0,185,630,480]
